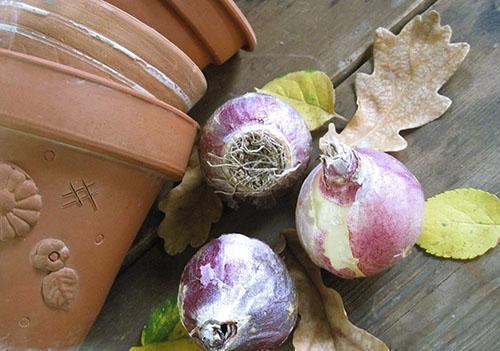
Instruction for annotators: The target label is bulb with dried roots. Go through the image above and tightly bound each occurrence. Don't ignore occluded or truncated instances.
[199,93,312,208]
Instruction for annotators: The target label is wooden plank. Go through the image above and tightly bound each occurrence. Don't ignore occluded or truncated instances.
[189,0,438,120]
[85,0,500,349]
[122,183,172,270]
[327,0,500,349]
[225,0,438,84]
[83,244,196,349]
[124,0,439,271]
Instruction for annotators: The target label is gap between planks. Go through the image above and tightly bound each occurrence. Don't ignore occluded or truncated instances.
[331,0,439,86]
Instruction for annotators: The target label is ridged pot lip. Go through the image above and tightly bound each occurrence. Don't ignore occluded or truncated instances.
[167,0,257,66]
[97,0,208,107]
[1,0,207,111]
[219,0,257,52]
[0,48,199,180]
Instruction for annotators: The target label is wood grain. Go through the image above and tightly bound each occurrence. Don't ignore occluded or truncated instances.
[188,0,438,124]
[84,0,500,350]
[327,0,500,349]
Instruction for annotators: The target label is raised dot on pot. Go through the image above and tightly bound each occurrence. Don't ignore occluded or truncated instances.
[18,317,30,329]
[43,150,56,161]
[31,239,70,273]
[94,234,104,245]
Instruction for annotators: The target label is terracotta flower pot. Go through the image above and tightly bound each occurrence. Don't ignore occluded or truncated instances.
[106,0,257,69]
[0,49,198,350]
[0,0,207,112]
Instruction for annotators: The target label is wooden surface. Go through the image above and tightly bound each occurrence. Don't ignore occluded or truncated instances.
[83,0,500,350]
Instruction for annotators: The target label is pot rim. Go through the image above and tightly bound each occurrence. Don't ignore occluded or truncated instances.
[97,0,208,108]
[170,0,257,65]
[1,0,207,111]
[219,0,257,52]
[0,48,199,179]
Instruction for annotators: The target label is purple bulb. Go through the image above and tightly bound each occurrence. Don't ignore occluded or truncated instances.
[178,234,298,351]
[199,93,312,208]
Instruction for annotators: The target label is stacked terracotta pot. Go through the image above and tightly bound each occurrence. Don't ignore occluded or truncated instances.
[0,0,256,349]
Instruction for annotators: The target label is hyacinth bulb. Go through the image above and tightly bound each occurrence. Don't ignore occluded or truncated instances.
[296,125,425,278]
[178,234,298,351]
[199,93,312,208]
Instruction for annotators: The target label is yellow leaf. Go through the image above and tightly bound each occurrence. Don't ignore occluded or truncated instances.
[281,229,389,351]
[257,70,336,131]
[130,339,202,351]
[417,189,500,259]
[158,148,223,255]
[339,11,470,151]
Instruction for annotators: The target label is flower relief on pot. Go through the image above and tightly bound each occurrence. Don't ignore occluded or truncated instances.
[0,162,42,242]
[31,239,80,311]
[31,239,70,273]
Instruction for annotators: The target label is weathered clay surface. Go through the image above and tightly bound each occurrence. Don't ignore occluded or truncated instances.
[0,49,197,350]
[0,0,207,111]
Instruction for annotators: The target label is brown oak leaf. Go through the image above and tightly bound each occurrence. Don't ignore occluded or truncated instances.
[339,11,469,151]
[158,148,223,255]
[281,229,388,351]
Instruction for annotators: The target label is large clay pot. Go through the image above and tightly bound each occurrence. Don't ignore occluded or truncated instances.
[0,0,207,112]
[0,49,198,350]
[106,0,257,69]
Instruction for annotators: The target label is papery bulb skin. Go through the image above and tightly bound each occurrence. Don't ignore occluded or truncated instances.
[199,93,312,208]
[296,126,424,278]
[178,234,298,351]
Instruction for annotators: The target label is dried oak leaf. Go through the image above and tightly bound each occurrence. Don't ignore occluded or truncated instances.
[281,229,388,351]
[339,11,470,151]
[158,148,223,255]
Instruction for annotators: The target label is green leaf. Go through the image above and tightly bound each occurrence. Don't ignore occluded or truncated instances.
[417,188,500,259]
[257,70,336,131]
[130,339,202,351]
[141,296,188,345]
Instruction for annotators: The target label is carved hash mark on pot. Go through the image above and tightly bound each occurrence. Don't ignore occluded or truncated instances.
[42,267,79,311]
[0,162,42,242]
[31,239,70,273]
[62,179,98,211]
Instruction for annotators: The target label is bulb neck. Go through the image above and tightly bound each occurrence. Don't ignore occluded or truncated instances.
[318,125,361,205]
[319,128,359,185]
